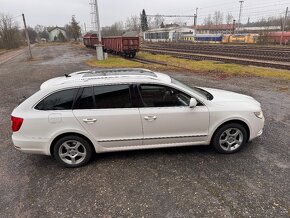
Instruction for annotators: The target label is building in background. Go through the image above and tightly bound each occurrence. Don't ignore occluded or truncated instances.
[144,27,195,42]
[47,27,67,41]
[238,26,281,33]
[195,24,235,34]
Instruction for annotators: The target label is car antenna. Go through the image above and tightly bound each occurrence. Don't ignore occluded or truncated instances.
[64,74,71,78]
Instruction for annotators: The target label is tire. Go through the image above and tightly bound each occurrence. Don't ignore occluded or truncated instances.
[53,135,93,168]
[212,123,248,154]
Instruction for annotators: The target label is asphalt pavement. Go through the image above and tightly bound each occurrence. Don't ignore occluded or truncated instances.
[0,44,289,217]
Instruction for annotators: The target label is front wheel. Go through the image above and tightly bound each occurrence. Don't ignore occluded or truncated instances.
[212,123,248,154]
[53,136,93,168]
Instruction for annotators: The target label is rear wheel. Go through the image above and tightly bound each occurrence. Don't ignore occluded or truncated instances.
[53,135,92,168]
[212,123,247,154]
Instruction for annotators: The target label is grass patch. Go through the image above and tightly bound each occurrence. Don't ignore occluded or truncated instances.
[137,52,290,80]
[86,52,290,80]
[87,55,145,68]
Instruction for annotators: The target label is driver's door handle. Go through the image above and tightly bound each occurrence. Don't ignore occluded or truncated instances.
[144,116,157,121]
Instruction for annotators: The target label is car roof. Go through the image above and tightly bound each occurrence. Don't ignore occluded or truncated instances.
[40,68,172,90]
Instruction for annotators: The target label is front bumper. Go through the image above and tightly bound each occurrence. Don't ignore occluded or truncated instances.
[249,116,265,141]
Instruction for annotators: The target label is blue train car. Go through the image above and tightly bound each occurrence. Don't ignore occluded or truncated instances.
[194,34,223,43]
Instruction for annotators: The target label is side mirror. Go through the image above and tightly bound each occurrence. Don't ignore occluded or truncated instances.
[189,98,198,108]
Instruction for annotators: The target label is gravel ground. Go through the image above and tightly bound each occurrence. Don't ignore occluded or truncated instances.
[0,44,289,218]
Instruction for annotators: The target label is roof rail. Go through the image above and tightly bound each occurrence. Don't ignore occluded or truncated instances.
[70,68,157,78]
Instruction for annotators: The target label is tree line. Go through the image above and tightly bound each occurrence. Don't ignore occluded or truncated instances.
[202,10,290,30]
[102,9,185,36]
[0,14,81,50]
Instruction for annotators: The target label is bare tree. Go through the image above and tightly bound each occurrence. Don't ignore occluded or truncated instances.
[102,21,124,36]
[34,25,46,34]
[0,14,21,49]
[23,27,37,43]
[125,15,140,31]
[226,13,234,25]
[213,11,224,25]
[151,15,164,29]
[203,14,213,25]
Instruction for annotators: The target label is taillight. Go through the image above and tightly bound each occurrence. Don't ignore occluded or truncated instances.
[11,116,24,132]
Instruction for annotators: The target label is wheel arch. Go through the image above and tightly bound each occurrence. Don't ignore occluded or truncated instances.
[210,119,250,143]
[50,132,96,157]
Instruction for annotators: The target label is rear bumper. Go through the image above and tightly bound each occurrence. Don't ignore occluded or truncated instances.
[12,135,51,155]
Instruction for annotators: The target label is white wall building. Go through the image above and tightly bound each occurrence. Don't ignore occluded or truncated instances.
[144,27,195,42]
[48,27,67,41]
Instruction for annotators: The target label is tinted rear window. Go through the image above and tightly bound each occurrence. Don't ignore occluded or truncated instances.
[94,85,132,109]
[79,87,94,109]
[35,89,77,110]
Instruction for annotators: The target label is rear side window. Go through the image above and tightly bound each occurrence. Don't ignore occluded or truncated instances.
[76,85,132,109]
[35,89,77,110]
[94,85,132,109]
[79,87,94,109]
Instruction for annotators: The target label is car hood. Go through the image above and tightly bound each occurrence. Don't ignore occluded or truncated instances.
[201,87,261,106]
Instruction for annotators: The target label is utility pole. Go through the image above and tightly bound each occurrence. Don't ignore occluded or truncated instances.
[280,7,288,46]
[22,14,32,59]
[233,19,236,35]
[194,8,198,36]
[94,0,104,60]
[237,0,244,34]
[95,0,102,45]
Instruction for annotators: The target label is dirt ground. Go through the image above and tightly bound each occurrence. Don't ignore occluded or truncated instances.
[0,44,289,217]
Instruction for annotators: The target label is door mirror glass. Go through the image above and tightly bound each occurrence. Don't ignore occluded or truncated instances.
[189,98,197,108]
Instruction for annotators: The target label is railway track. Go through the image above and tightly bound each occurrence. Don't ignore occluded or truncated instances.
[141,43,290,70]
[141,47,290,70]
[145,42,290,51]
[142,43,290,62]
[127,57,168,66]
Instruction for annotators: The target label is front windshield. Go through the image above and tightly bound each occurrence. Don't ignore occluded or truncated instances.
[171,77,213,100]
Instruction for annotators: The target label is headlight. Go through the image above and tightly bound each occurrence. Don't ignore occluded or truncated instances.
[254,111,264,119]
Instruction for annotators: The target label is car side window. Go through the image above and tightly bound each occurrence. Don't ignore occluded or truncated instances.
[139,84,191,107]
[35,89,77,110]
[79,87,94,109]
[94,85,132,109]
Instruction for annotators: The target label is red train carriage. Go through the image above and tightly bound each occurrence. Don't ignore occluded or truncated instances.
[83,33,140,58]
[102,36,139,58]
[83,33,98,47]
[266,32,290,44]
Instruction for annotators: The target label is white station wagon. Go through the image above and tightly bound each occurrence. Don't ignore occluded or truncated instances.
[11,69,264,167]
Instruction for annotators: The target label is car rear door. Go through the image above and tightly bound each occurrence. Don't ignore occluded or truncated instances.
[137,84,209,145]
[73,84,143,148]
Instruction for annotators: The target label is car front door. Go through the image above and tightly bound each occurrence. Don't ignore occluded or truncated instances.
[73,84,143,148]
[138,84,209,146]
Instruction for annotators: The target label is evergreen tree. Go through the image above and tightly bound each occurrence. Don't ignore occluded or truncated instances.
[141,9,149,32]
[160,22,165,28]
[69,16,81,41]
[58,31,66,42]
[39,30,49,40]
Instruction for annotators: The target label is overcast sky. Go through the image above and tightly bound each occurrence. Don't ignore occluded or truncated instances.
[1,0,289,30]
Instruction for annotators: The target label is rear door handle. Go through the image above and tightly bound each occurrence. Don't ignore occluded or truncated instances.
[144,116,157,121]
[83,118,97,123]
